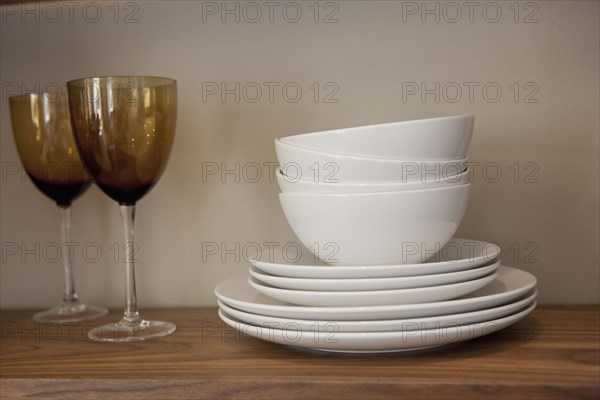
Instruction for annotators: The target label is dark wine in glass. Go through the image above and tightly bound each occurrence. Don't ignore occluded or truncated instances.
[27,175,91,206]
[68,76,177,342]
[9,92,108,323]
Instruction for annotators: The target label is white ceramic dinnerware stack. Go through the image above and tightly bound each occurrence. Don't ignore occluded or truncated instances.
[215,115,538,353]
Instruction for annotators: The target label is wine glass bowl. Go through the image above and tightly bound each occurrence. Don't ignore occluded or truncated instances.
[8,92,108,323]
[68,76,177,204]
[9,93,91,205]
[68,76,177,342]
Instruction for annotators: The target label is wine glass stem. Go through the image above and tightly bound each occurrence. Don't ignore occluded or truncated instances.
[120,204,140,323]
[58,204,78,304]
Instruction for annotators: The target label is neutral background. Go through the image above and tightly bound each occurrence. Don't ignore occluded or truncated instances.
[1,1,598,308]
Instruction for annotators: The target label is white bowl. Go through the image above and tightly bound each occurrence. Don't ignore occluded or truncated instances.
[277,167,470,194]
[279,183,471,266]
[279,115,474,160]
[275,139,467,183]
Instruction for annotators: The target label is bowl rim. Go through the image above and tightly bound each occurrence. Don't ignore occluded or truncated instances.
[276,138,470,164]
[278,182,471,198]
[277,167,471,187]
[277,114,474,142]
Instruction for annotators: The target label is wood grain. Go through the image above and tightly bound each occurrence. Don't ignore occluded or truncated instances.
[1,306,599,399]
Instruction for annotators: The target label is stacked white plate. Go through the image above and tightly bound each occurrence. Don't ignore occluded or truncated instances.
[216,116,537,352]
[215,239,538,353]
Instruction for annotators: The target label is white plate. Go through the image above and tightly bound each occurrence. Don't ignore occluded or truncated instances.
[249,260,500,291]
[252,238,500,279]
[248,271,498,307]
[218,301,537,353]
[218,289,536,332]
[214,266,536,320]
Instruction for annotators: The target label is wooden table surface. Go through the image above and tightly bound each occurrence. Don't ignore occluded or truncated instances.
[1,306,598,399]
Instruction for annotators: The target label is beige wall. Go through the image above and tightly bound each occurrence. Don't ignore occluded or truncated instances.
[1,1,598,308]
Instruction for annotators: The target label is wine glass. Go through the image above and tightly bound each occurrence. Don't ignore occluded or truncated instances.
[8,92,108,323]
[67,76,177,342]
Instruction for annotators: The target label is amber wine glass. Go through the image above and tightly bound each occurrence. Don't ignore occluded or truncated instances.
[9,93,108,323]
[68,76,177,342]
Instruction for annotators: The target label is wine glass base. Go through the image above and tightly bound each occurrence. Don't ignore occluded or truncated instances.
[33,302,108,324]
[87,319,176,342]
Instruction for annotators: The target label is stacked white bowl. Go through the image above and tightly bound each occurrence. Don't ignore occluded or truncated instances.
[214,114,538,353]
[275,115,474,265]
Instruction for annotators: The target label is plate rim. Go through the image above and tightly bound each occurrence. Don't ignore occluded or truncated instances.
[246,272,500,307]
[249,259,500,291]
[214,266,537,320]
[252,238,501,278]
[217,301,537,352]
[217,288,537,332]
